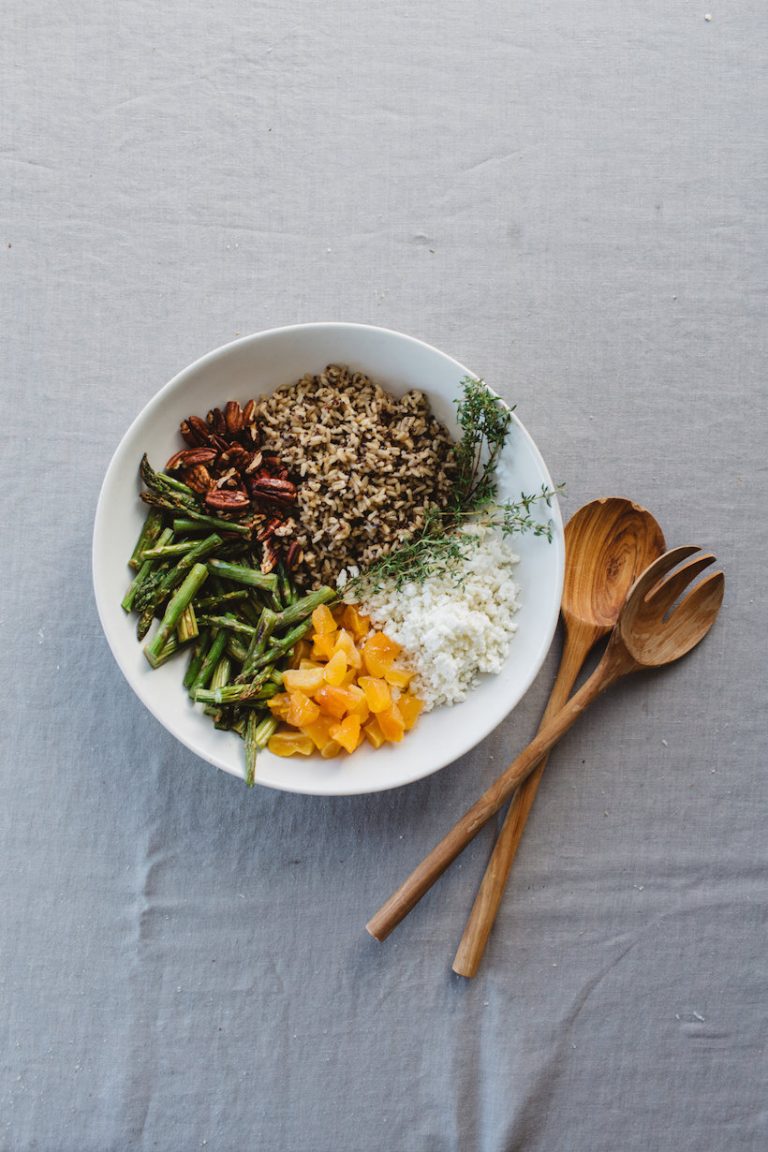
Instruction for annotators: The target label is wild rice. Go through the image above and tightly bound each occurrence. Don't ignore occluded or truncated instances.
[253,364,457,587]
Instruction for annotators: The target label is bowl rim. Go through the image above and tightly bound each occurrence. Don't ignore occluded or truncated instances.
[92,321,564,795]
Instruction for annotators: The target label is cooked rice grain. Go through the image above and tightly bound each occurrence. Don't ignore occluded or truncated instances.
[253,365,457,586]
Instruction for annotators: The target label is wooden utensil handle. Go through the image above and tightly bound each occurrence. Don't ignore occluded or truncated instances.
[366,648,623,943]
[452,621,596,977]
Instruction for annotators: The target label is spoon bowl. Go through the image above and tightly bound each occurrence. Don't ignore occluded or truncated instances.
[561,498,666,631]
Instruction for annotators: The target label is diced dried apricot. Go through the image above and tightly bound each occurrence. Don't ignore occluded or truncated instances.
[311,632,337,661]
[377,703,405,743]
[288,639,313,669]
[323,649,348,686]
[268,730,314,757]
[341,604,371,641]
[358,675,392,714]
[362,632,401,677]
[299,658,322,670]
[314,684,352,720]
[384,665,413,689]
[363,717,385,749]
[267,692,291,720]
[319,739,342,759]
[311,604,337,634]
[282,667,326,695]
[329,714,362,754]
[398,694,423,730]
[332,628,362,669]
[341,668,357,687]
[344,684,370,723]
[285,691,321,728]
[301,715,337,751]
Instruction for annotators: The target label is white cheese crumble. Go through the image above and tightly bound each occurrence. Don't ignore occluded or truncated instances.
[348,526,521,710]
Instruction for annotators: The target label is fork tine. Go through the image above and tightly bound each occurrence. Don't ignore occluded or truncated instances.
[646,553,716,614]
[629,545,701,602]
[664,570,725,658]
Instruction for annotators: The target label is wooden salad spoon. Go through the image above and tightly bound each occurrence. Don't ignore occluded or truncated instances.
[367,545,724,943]
[452,498,666,977]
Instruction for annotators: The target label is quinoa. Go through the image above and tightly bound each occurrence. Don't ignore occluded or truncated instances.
[253,364,457,587]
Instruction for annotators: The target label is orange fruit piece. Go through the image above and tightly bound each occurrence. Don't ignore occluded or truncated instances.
[283,667,326,695]
[332,628,362,669]
[288,639,313,669]
[398,694,423,731]
[285,691,321,728]
[301,715,337,751]
[363,717,385,749]
[314,684,352,720]
[329,714,362,754]
[319,739,342,759]
[384,665,413,689]
[311,632,337,661]
[358,676,392,714]
[341,604,371,641]
[268,730,314,757]
[311,604,337,634]
[377,703,405,743]
[344,684,370,723]
[323,649,348,686]
[267,692,291,720]
[362,632,401,677]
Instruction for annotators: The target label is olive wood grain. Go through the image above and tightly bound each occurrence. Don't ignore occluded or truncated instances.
[452,498,666,978]
[366,546,724,944]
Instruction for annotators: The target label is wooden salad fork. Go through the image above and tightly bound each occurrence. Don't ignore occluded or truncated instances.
[453,497,666,978]
[366,546,725,943]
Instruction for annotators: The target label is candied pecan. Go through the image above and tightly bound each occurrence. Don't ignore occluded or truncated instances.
[223,442,251,469]
[204,489,250,512]
[285,541,303,571]
[224,400,244,434]
[182,464,214,493]
[165,446,217,471]
[248,476,297,504]
[180,415,212,447]
[260,538,280,574]
[209,433,231,456]
[206,407,226,436]
[244,451,263,474]
[256,517,282,542]
[215,468,239,488]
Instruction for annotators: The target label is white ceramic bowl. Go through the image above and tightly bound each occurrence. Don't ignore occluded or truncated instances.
[93,323,564,795]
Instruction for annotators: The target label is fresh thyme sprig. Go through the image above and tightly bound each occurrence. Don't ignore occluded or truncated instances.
[346,378,564,595]
[453,376,513,511]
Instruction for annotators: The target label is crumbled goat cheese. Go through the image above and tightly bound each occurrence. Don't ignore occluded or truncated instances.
[350,527,520,710]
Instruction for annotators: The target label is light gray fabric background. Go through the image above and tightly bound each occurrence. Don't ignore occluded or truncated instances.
[2,2,766,1150]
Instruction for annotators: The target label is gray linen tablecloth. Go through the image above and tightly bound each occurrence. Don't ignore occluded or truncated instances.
[3,2,766,1149]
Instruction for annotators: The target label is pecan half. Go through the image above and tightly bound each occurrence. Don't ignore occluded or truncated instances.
[256,516,282,542]
[285,541,304,571]
[206,407,226,436]
[260,538,280,574]
[224,400,244,434]
[182,464,214,494]
[248,476,298,504]
[179,415,211,447]
[165,446,218,471]
[204,489,250,512]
